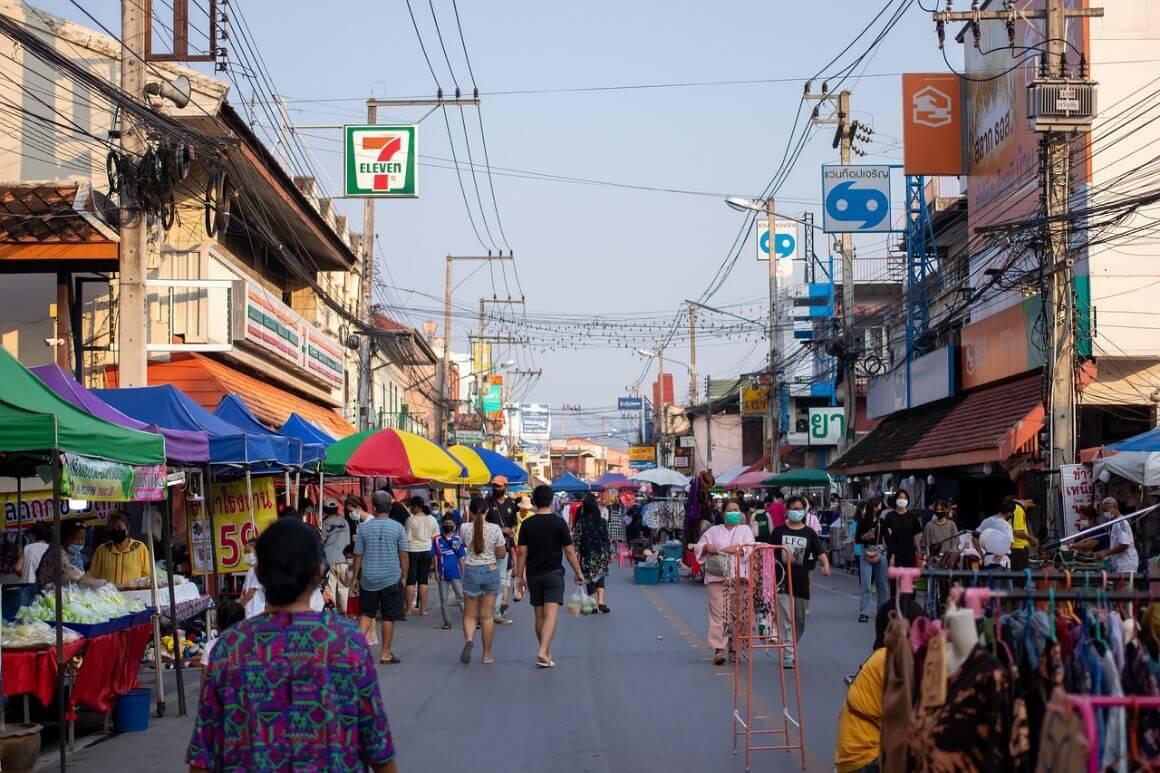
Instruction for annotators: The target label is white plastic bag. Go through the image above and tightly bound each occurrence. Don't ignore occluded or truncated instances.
[568,591,583,617]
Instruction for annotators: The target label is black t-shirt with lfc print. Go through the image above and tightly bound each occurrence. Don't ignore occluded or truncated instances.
[770,524,824,600]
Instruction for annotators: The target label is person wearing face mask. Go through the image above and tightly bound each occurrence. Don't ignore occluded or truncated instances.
[1095,497,1139,574]
[693,501,755,666]
[882,490,922,570]
[770,495,831,667]
[854,497,887,624]
[36,521,99,587]
[486,476,519,625]
[431,514,467,630]
[89,510,152,588]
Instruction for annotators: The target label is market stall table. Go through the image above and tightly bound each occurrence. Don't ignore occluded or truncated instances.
[2,639,85,708]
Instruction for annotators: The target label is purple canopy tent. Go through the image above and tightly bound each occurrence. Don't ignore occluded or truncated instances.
[31,365,209,463]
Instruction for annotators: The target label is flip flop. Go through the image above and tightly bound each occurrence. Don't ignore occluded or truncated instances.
[481,656,495,664]
[599,605,610,614]
[441,624,453,630]
[460,641,474,664]
[536,657,554,668]
[379,654,401,665]
[714,653,727,666]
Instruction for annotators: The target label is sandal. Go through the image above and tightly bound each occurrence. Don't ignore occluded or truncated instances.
[713,652,727,666]
[481,656,495,664]
[460,641,474,664]
[536,657,555,668]
[379,654,401,665]
[599,605,610,614]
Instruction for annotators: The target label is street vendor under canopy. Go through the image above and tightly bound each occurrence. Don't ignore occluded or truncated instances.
[89,510,152,588]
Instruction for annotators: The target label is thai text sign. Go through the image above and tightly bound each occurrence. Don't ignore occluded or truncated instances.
[0,489,117,528]
[808,407,846,446]
[344,125,418,197]
[628,446,656,471]
[61,454,166,502]
[187,476,279,574]
[1059,463,1092,538]
[740,385,770,416]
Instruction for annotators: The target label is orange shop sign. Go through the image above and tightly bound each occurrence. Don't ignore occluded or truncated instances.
[960,297,1045,390]
[902,73,966,176]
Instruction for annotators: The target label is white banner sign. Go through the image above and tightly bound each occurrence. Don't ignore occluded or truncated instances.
[1059,463,1092,538]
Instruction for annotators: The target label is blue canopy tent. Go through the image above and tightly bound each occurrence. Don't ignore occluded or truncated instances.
[214,394,320,466]
[281,413,336,447]
[94,384,288,467]
[551,471,590,493]
[1106,427,1160,452]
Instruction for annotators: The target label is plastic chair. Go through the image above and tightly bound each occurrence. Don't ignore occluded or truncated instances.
[615,543,633,568]
[660,558,680,583]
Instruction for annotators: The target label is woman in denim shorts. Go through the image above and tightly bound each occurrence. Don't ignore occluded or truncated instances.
[458,496,507,665]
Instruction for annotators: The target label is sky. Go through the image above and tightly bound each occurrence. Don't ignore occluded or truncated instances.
[37,0,950,441]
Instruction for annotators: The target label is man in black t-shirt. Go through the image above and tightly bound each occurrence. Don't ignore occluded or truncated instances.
[770,496,831,668]
[486,475,520,622]
[515,484,585,669]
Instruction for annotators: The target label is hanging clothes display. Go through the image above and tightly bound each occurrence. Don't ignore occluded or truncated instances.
[642,499,686,533]
[869,567,1160,773]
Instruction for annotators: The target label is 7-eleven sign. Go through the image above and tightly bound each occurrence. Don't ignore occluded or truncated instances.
[344,125,418,197]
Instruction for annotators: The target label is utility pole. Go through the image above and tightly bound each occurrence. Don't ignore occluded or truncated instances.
[117,0,148,387]
[316,93,479,433]
[656,349,666,467]
[705,375,713,474]
[765,198,781,473]
[439,254,513,444]
[356,100,376,432]
[932,1,1103,535]
[807,88,856,448]
[687,301,698,402]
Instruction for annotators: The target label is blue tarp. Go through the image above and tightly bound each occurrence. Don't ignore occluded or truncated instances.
[551,471,590,492]
[94,384,288,466]
[214,394,319,466]
[281,413,336,447]
[468,445,527,484]
[1107,427,1160,452]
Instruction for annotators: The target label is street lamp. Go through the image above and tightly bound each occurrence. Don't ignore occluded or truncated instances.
[723,194,781,475]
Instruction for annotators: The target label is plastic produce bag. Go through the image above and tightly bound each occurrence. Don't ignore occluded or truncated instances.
[568,591,583,617]
[580,594,598,615]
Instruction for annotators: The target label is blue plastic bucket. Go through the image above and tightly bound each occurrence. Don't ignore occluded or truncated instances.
[112,688,152,733]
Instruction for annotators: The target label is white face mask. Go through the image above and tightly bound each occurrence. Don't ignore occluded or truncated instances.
[243,552,256,567]
[895,499,909,509]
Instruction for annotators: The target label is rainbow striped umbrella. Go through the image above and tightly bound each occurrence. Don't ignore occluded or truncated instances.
[448,445,528,486]
[323,427,466,483]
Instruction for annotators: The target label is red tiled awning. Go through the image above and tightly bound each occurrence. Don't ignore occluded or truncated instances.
[0,181,119,266]
[829,374,1044,475]
[105,352,355,438]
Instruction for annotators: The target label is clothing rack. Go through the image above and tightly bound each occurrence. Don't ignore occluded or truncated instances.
[960,586,1149,617]
[888,566,1152,594]
[1068,696,1160,773]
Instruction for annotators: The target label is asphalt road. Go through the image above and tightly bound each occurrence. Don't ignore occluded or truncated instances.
[47,564,874,772]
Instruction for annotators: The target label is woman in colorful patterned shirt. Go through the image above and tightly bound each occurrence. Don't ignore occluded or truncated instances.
[187,518,397,773]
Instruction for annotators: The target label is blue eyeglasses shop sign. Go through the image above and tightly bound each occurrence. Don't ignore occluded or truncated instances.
[822,165,892,233]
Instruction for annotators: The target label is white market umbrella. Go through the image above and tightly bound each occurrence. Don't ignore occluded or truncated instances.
[631,466,690,487]
[1094,451,1160,486]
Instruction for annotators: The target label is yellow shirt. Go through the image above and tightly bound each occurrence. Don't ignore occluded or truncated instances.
[835,647,886,773]
[1011,504,1030,550]
[90,538,152,585]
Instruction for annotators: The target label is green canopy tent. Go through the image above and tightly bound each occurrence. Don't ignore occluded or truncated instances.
[0,346,166,773]
[761,468,844,488]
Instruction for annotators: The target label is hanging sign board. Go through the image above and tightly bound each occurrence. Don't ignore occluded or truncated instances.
[187,476,279,575]
[344,125,418,197]
[740,385,770,416]
[60,454,166,502]
[822,165,892,233]
[902,73,966,175]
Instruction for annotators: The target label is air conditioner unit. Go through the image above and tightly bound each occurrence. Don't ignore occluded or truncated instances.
[1026,79,1097,132]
